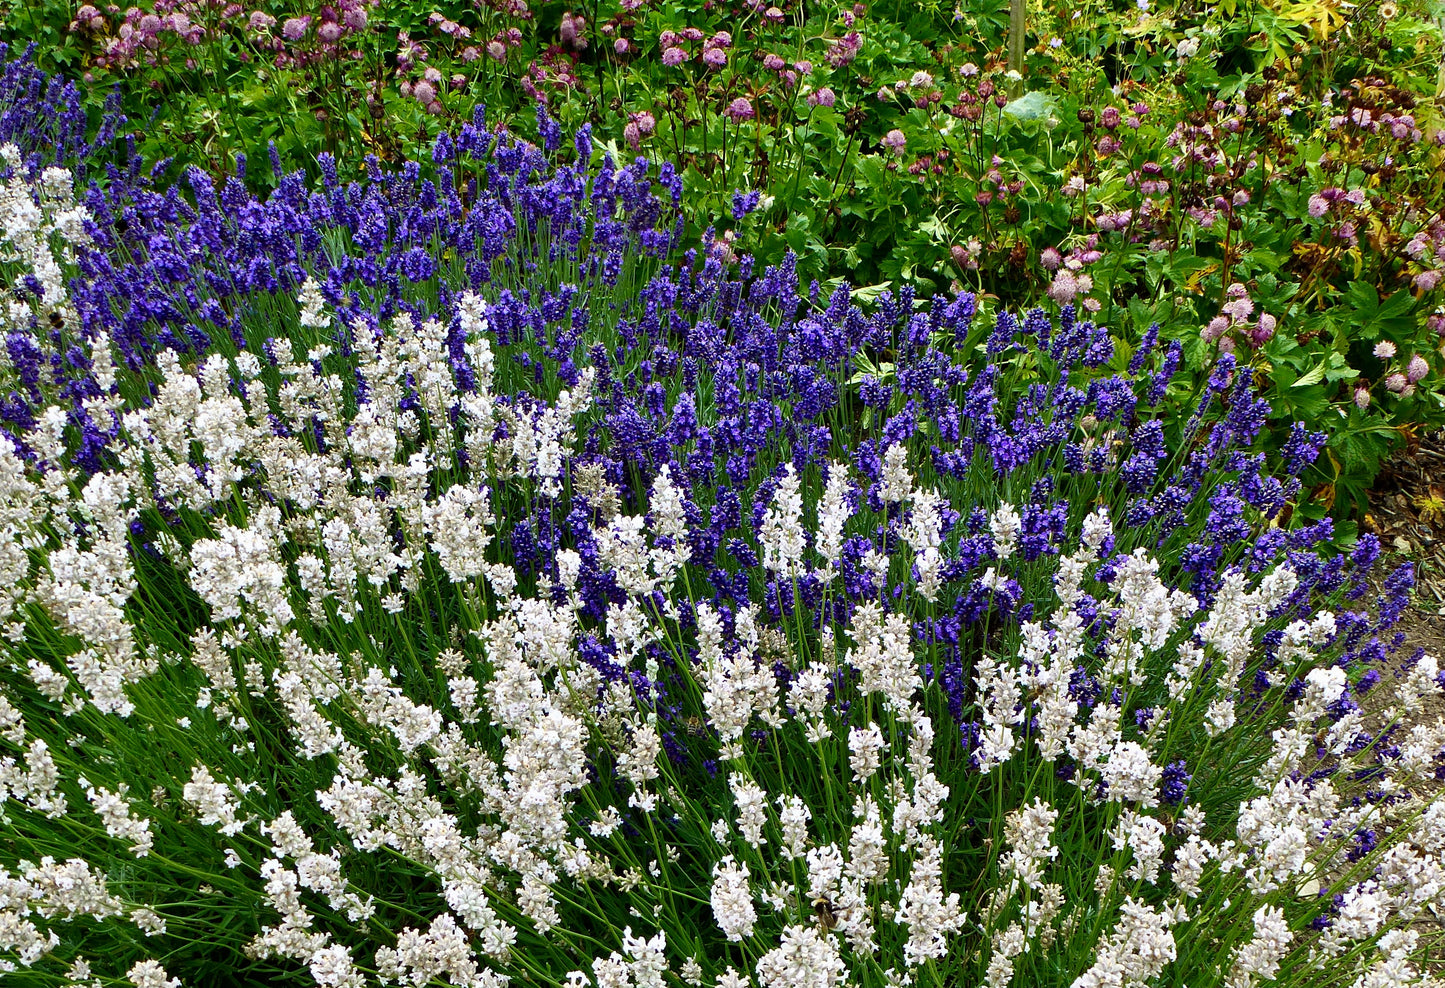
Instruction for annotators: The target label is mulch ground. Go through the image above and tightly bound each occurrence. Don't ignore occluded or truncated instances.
[1355,429,1445,968]
[1364,427,1445,612]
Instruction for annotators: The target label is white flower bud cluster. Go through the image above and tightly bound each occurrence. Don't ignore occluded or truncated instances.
[0,145,90,334]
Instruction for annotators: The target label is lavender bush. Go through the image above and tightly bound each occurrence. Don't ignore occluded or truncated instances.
[1,58,1444,988]
[12,1,1445,514]
[0,43,129,177]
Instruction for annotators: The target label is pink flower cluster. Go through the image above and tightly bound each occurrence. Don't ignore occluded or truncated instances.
[806,87,836,108]
[558,12,587,52]
[72,1,213,72]
[519,48,585,106]
[477,0,530,15]
[484,28,524,63]
[245,1,377,70]
[658,28,731,69]
[623,110,656,150]
[1044,238,1103,310]
[950,237,982,271]
[1201,283,1276,353]
[1366,341,1430,400]
[972,155,1025,206]
[826,31,861,68]
[428,12,470,40]
[1306,186,1365,219]
[761,54,811,88]
[1403,219,1445,293]
[1332,106,1423,142]
[598,17,634,56]
[392,14,494,111]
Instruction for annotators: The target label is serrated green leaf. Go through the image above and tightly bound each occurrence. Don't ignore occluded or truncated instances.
[1343,281,1379,317]
[1377,290,1416,322]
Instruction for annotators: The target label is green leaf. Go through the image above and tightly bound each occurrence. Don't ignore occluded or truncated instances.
[1001,91,1058,124]
[1331,427,1394,474]
[1292,362,1327,388]
[918,214,949,241]
[1377,289,1416,322]
[1343,280,1379,318]
[851,282,894,306]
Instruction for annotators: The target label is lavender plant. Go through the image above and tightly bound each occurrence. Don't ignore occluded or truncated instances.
[14,0,1445,516]
[0,96,1443,988]
[0,43,131,179]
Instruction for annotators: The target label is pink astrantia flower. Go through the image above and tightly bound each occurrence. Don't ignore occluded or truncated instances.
[1250,314,1276,347]
[724,97,755,121]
